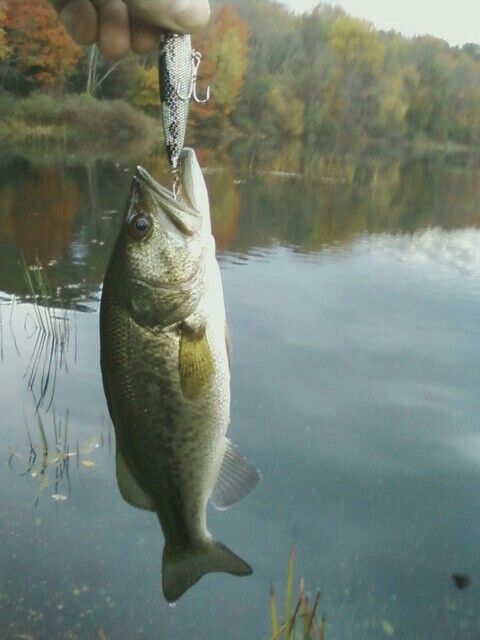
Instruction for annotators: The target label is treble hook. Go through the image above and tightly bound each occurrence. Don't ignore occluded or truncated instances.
[172,171,181,200]
[176,50,210,103]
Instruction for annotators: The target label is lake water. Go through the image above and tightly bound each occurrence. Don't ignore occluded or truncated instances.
[1,147,479,639]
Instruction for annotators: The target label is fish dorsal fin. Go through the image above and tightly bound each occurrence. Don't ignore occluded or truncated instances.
[210,439,260,510]
[179,324,214,400]
[116,447,154,511]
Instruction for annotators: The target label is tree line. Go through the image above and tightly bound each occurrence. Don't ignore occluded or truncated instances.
[1,0,480,147]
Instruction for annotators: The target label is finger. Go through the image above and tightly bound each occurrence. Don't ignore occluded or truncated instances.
[130,20,159,55]
[59,0,98,45]
[172,0,210,33]
[96,0,130,60]
[125,0,210,34]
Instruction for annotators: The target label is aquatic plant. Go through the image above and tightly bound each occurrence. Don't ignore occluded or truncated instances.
[269,548,324,640]
[20,256,73,411]
[0,93,159,163]
[8,409,108,505]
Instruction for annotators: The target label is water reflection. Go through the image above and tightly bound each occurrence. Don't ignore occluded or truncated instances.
[0,145,479,639]
[1,149,479,303]
[9,409,108,506]
[100,154,259,602]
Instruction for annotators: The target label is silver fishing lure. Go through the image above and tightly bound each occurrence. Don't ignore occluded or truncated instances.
[158,31,210,196]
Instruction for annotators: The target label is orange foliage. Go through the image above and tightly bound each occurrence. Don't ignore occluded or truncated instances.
[3,0,82,88]
[191,4,249,120]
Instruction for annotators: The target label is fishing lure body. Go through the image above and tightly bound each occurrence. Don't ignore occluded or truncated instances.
[158,32,210,191]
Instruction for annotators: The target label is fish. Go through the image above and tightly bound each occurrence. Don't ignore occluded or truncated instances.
[100,148,259,603]
[158,32,210,178]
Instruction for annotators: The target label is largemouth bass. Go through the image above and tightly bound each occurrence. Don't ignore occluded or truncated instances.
[100,149,259,602]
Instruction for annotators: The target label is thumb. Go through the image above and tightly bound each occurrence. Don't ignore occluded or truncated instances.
[124,0,210,34]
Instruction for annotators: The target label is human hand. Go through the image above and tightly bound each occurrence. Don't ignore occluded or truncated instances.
[52,0,210,60]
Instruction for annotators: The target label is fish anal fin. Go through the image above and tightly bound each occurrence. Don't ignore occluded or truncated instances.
[116,447,154,511]
[162,539,252,603]
[179,324,214,400]
[210,439,260,510]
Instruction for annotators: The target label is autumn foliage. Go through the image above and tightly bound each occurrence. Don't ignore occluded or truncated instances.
[0,6,8,61]
[3,0,82,89]
[124,5,249,125]
[0,0,480,147]
[198,5,249,117]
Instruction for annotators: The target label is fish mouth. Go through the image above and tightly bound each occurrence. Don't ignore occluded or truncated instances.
[128,273,198,290]
[134,166,201,236]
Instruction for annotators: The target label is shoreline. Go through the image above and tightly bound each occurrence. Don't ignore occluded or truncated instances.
[1,93,479,166]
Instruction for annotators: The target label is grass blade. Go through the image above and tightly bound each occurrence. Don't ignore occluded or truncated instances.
[285,547,296,638]
[305,591,320,638]
[270,584,280,639]
[287,597,302,638]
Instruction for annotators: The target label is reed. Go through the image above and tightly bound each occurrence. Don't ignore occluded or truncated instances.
[8,409,107,505]
[19,256,72,411]
[269,548,325,640]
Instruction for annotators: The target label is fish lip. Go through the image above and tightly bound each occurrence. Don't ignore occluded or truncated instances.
[134,166,198,217]
[134,165,201,236]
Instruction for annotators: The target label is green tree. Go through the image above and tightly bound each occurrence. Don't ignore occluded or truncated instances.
[405,37,453,141]
[212,6,249,116]
[127,64,159,114]
[327,15,385,142]
[0,6,8,61]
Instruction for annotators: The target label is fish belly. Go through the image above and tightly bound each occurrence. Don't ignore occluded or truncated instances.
[100,287,229,547]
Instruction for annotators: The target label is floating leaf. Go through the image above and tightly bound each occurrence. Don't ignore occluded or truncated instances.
[381,619,395,636]
[81,459,96,468]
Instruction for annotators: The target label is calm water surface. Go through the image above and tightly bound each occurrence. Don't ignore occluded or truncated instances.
[0,149,479,639]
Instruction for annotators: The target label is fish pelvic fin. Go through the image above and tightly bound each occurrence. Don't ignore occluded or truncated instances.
[162,539,252,603]
[116,447,154,511]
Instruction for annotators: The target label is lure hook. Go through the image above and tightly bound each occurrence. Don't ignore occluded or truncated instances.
[172,172,181,200]
[176,50,210,103]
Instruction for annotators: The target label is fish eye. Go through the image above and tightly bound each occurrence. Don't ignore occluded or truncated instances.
[128,214,153,240]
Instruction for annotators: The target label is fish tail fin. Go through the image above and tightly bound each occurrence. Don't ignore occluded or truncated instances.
[162,539,252,603]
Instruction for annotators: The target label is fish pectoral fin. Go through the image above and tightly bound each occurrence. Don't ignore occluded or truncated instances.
[115,447,154,511]
[179,324,214,400]
[162,540,252,603]
[210,439,261,510]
